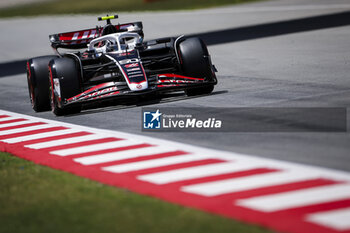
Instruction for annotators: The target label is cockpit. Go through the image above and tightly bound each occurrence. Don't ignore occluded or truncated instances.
[87,32,142,55]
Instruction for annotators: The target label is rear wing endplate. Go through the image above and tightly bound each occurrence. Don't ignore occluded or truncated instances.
[49,22,143,49]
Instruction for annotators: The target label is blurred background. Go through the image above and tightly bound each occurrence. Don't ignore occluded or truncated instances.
[0,0,260,17]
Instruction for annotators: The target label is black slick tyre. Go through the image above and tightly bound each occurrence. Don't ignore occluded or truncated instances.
[177,37,215,96]
[26,56,57,112]
[48,57,82,116]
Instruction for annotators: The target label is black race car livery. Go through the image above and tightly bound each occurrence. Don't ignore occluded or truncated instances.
[27,15,217,115]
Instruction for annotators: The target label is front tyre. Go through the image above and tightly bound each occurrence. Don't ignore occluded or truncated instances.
[27,56,57,112]
[177,37,216,96]
[48,57,82,116]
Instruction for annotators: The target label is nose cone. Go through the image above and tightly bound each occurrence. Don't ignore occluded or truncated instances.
[128,81,148,91]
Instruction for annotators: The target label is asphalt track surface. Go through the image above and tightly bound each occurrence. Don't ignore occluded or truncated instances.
[0,0,349,172]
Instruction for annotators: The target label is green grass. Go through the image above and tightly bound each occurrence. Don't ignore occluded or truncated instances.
[0,0,261,18]
[0,152,271,233]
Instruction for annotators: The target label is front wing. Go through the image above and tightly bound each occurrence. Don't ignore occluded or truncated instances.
[64,74,215,106]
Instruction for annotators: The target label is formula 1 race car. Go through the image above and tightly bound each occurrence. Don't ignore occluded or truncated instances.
[26,15,217,115]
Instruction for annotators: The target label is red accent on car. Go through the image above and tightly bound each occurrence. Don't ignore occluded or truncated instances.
[67,82,117,102]
[26,61,31,78]
[158,73,205,81]
[157,84,181,87]
[48,65,55,109]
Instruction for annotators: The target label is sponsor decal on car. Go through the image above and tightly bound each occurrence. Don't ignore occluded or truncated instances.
[125,63,139,68]
[82,86,118,100]
[127,71,142,75]
[53,78,61,98]
[119,58,140,65]
[127,68,141,72]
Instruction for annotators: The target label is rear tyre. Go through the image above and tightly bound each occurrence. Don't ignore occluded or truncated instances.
[26,56,57,112]
[48,57,82,116]
[177,37,215,96]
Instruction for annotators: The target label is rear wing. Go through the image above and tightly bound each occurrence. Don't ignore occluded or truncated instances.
[49,22,143,49]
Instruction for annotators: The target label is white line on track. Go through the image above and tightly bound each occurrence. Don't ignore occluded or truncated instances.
[3,128,82,144]
[0,116,23,122]
[306,207,350,231]
[236,184,350,212]
[0,120,36,128]
[74,146,178,165]
[25,134,106,149]
[138,161,266,184]
[0,124,57,136]
[102,154,206,173]
[181,170,323,196]
[50,140,145,156]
